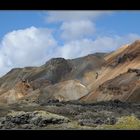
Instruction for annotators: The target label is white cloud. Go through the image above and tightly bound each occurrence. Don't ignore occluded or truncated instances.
[57,34,140,59]
[0,26,57,76]
[45,11,112,41]
[60,20,96,41]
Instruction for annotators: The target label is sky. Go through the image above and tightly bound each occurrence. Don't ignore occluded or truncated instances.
[0,10,140,76]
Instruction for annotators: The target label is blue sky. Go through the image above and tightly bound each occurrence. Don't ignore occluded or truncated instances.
[0,11,45,38]
[95,11,140,36]
[0,11,140,76]
[0,11,140,38]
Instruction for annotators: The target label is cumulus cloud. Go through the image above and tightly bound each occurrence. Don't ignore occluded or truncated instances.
[0,26,57,76]
[60,20,96,41]
[45,11,112,42]
[57,34,140,59]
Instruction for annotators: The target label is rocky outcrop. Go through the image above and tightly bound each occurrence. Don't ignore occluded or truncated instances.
[0,110,70,129]
[43,58,73,83]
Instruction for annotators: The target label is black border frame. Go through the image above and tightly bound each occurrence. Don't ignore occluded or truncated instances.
[0,0,139,10]
[0,0,140,139]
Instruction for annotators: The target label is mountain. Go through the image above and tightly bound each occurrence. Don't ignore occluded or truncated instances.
[0,40,140,105]
[82,40,140,102]
[0,53,105,104]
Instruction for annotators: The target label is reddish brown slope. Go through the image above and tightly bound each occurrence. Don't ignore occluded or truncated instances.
[83,40,140,102]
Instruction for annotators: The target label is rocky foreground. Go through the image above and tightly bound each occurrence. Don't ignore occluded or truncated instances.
[0,100,140,129]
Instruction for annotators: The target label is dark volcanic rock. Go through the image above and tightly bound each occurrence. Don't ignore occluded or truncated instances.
[45,58,67,65]
[43,58,73,83]
[0,110,70,129]
[128,68,140,76]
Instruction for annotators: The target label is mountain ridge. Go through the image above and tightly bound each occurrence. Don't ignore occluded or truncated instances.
[0,40,140,104]
[0,52,106,104]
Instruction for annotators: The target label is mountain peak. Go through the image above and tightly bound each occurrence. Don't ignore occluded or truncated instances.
[45,57,66,65]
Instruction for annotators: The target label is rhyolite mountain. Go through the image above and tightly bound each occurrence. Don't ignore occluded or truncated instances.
[0,52,105,104]
[0,40,140,105]
[82,40,140,102]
